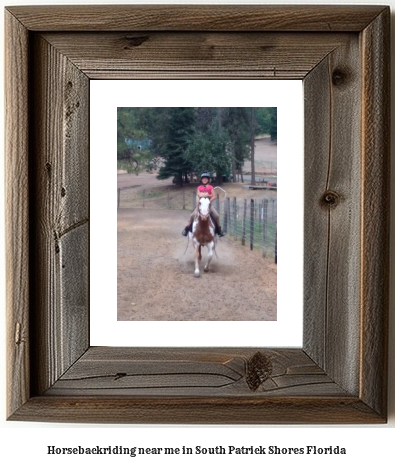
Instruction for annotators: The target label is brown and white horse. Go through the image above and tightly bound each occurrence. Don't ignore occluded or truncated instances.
[190,197,215,277]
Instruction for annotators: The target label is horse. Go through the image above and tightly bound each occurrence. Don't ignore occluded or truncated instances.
[190,196,216,277]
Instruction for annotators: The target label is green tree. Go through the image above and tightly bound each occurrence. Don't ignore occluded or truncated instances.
[255,107,277,140]
[117,107,152,173]
[131,107,171,157]
[157,107,196,186]
[186,107,254,184]
[270,108,277,141]
[184,116,231,184]
[223,107,250,182]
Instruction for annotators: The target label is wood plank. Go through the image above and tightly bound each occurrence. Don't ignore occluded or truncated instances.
[5,10,30,418]
[360,9,390,417]
[59,225,89,369]
[9,396,384,424]
[324,36,362,394]
[6,5,386,32]
[42,32,350,80]
[60,59,89,232]
[304,34,363,396]
[82,71,306,80]
[46,347,346,397]
[303,56,331,369]
[29,35,90,395]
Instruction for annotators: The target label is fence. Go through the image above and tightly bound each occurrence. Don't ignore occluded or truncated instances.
[221,197,277,260]
[118,187,196,211]
[118,187,277,260]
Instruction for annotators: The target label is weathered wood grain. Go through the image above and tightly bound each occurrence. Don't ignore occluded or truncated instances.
[42,32,350,80]
[59,225,89,369]
[5,10,30,418]
[45,347,344,397]
[10,395,384,425]
[304,35,362,395]
[5,5,386,32]
[29,35,90,395]
[5,5,389,424]
[303,55,332,370]
[360,10,390,418]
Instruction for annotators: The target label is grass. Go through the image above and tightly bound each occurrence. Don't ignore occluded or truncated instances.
[221,207,277,258]
[117,161,136,174]
[141,191,164,199]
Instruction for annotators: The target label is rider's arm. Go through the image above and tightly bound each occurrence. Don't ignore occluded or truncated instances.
[209,188,217,203]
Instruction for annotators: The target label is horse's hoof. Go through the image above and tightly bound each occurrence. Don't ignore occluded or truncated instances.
[194,270,200,278]
[204,266,209,272]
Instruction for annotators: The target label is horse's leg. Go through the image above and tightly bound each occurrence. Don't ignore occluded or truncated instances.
[204,242,214,272]
[194,244,200,277]
[199,245,202,260]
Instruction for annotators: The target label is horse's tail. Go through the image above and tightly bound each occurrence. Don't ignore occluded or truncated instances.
[213,236,219,258]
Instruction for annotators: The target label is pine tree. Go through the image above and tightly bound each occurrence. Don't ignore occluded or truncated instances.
[184,116,230,183]
[223,107,250,182]
[255,107,277,140]
[157,107,195,185]
[117,108,151,173]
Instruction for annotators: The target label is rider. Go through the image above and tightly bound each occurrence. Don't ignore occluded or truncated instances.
[182,172,225,237]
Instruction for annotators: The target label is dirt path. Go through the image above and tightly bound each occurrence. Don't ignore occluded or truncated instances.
[118,208,276,321]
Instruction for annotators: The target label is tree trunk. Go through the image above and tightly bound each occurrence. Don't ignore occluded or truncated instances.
[232,159,237,183]
[216,168,223,186]
[231,142,237,183]
[176,172,183,187]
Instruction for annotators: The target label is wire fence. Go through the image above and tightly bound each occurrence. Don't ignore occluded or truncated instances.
[220,196,277,261]
[118,187,277,260]
[118,186,196,211]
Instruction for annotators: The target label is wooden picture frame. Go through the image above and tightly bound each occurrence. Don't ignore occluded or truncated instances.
[5,5,390,424]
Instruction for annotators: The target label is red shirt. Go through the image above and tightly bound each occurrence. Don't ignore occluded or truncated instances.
[198,184,214,195]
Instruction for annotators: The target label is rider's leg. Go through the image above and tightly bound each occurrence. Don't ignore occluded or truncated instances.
[182,208,197,236]
[210,207,225,237]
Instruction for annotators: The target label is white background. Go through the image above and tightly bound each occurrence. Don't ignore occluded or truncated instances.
[90,79,303,347]
[1,0,394,469]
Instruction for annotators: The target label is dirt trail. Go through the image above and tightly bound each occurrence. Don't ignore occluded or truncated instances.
[118,208,276,321]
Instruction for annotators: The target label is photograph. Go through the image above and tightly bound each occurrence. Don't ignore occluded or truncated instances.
[2,6,393,467]
[117,107,277,321]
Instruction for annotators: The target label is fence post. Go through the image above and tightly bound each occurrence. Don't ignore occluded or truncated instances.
[223,197,229,234]
[233,197,237,241]
[228,197,232,232]
[242,198,247,246]
[183,189,185,210]
[215,193,220,213]
[143,189,145,208]
[223,201,227,233]
[192,191,196,209]
[270,198,276,223]
[226,197,231,235]
[118,188,120,208]
[250,199,254,250]
[167,188,170,208]
[262,198,268,257]
[258,199,262,224]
